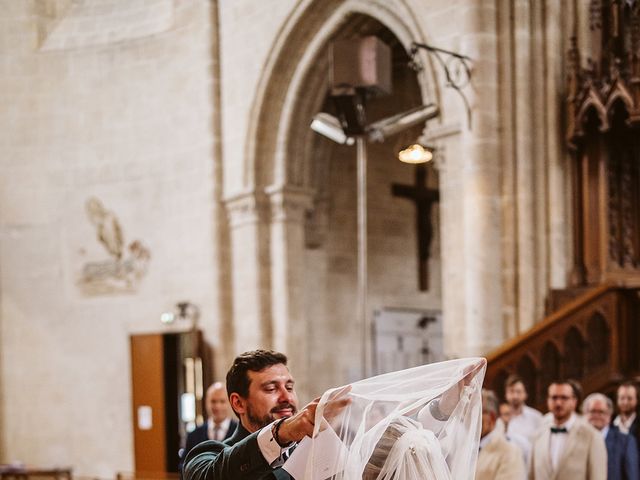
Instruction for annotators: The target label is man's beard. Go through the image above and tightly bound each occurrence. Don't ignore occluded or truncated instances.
[247,402,298,429]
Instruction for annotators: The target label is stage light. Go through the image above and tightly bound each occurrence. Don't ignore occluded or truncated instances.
[310,112,355,145]
[366,104,439,142]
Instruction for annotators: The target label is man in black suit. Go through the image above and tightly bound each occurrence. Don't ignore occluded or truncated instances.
[183,349,350,480]
[584,392,639,480]
[184,382,238,456]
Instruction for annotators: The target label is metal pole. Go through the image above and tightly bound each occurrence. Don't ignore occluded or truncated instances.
[356,137,370,378]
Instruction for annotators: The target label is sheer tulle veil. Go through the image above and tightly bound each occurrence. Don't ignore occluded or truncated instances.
[302,357,486,480]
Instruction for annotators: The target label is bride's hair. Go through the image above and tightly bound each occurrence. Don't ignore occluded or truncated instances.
[362,417,451,480]
[303,358,486,480]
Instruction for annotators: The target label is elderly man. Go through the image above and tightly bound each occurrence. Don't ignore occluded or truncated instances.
[182,349,351,480]
[184,382,237,456]
[476,389,525,480]
[529,380,606,480]
[584,392,639,480]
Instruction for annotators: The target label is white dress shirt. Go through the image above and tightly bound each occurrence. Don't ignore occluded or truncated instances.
[549,413,577,470]
[257,420,296,467]
[614,412,636,434]
[207,417,232,441]
[507,404,543,442]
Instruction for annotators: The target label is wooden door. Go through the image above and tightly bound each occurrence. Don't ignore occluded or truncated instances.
[130,331,209,474]
[130,334,168,474]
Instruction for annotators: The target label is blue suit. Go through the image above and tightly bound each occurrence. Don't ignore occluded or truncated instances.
[606,425,640,480]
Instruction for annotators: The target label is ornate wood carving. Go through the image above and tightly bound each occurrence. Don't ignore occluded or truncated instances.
[567,1,640,287]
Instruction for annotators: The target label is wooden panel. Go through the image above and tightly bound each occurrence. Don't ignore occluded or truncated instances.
[486,285,640,410]
[130,334,167,474]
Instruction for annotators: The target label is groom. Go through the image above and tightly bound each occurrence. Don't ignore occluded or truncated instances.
[182,349,350,480]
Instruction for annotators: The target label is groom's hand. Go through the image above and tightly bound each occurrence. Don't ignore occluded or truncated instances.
[439,358,486,416]
[278,387,352,443]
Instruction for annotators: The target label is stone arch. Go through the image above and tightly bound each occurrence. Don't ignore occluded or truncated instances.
[244,0,443,192]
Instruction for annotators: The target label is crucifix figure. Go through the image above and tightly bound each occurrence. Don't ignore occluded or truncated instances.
[391,165,440,291]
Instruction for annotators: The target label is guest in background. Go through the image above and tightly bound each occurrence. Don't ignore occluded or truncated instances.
[499,402,512,426]
[615,382,640,447]
[498,401,531,468]
[504,374,543,442]
[584,392,639,480]
[529,380,606,480]
[184,382,237,455]
[476,389,525,480]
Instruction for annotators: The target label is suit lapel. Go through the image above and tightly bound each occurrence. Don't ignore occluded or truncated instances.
[555,423,580,474]
[224,422,250,445]
[223,422,292,480]
[536,429,555,479]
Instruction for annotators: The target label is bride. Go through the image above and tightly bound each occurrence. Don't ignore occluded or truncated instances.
[302,357,486,480]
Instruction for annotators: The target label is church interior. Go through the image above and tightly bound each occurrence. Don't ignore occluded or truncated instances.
[1,0,639,478]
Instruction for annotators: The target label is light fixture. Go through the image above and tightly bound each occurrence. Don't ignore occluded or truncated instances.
[160,301,200,326]
[398,143,435,164]
[366,104,439,143]
[310,112,355,145]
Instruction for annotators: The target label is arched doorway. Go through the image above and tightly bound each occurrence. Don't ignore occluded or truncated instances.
[241,2,443,396]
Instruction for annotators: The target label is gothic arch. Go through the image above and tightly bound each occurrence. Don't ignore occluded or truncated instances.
[244,0,442,192]
[563,327,585,380]
[516,355,538,404]
[586,312,609,371]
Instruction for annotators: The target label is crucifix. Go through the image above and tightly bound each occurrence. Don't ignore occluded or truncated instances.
[391,165,439,291]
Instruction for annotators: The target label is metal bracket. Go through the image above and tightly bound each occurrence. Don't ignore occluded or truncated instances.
[409,42,473,128]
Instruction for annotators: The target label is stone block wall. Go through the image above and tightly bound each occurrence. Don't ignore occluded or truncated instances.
[0,1,220,476]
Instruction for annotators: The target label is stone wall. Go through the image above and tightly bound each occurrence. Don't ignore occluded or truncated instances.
[0,1,220,476]
[0,0,579,475]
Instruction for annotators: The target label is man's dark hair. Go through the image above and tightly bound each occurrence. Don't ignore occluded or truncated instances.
[618,381,640,398]
[547,379,580,399]
[226,349,288,399]
[567,378,584,410]
[505,374,525,390]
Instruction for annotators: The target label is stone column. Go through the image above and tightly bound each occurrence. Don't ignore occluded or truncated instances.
[266,185,313,401]
[513,0,537,332]
[224,191,271,354]
[546,0,570,289]
[456,3,504,355]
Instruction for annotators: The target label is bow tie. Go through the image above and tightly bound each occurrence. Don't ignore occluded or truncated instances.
[550,426,568,434]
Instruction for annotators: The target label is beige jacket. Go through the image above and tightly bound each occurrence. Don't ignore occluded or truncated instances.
[476,429,526,480]
[529,417,607,480]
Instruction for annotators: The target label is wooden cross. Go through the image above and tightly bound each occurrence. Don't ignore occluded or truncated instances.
[391,165,440,291]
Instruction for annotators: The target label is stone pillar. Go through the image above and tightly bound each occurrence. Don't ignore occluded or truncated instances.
[266,185,313,401]
[513,0,537,331]
[546,0,570,289]
[224,191,271,354]
[456,3,504,355]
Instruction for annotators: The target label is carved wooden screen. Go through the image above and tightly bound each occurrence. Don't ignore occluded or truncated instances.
[567,0,640,288]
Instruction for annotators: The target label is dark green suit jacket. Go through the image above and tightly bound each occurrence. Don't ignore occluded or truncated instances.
[182,422,292,480]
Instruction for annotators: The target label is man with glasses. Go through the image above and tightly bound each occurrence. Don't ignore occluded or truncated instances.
[584,392,639,480]
[529,380,606,480]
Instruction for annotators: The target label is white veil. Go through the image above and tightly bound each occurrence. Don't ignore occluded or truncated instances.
[301,357,486,480]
